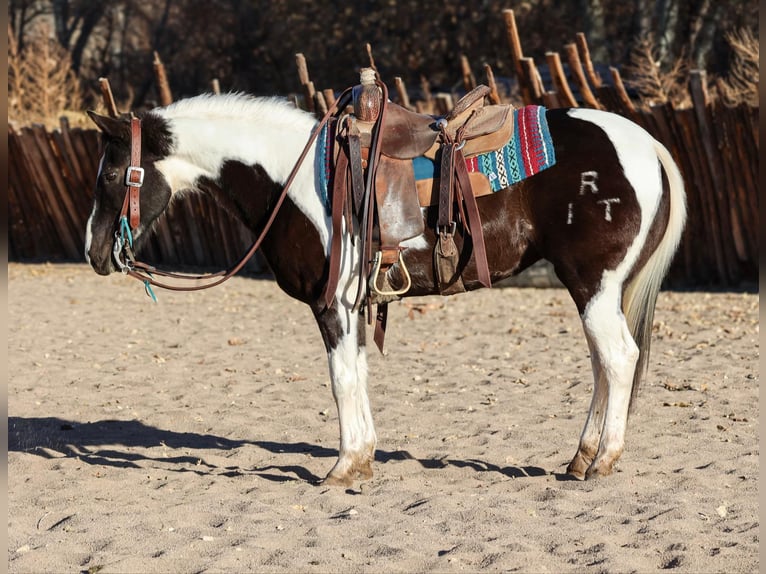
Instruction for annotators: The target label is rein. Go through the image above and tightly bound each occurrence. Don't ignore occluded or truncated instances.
[113,90,352,294]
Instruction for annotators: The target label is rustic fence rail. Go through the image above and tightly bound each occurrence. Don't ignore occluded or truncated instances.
[8,10,758,286]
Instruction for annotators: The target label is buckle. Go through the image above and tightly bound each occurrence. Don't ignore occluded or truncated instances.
[125,166,145,187]
[436,221,457,236]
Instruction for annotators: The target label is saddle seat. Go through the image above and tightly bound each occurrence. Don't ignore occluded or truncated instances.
[378,85,514,161]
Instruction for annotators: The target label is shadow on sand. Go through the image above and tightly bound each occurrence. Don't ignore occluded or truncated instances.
[9,416,572,484]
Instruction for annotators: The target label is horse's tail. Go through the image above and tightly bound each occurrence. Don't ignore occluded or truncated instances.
[623,139,687,411]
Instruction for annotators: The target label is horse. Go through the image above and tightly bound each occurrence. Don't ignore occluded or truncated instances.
[85,91,686,486]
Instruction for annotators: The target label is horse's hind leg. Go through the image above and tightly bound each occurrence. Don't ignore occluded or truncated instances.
[569,283,639,479]
[313,303,376,486]
[566,335,608,478]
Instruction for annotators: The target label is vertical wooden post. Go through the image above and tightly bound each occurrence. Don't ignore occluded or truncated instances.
[153,51,173,107]
[98,77,119,117]
[322,88,336,109]
[314,89,328,115]
[295,53,315,113]
[609,67,638,118]
[394,77,411,110]
[576,33,602,88]
[211,78,221,95]
[520,57,543,102]
[563,43,601,109]
[502,9,532,104]
[545,51,578,107]
[483,64,501,104]
[365,43,379,77]
[460,55,476,92]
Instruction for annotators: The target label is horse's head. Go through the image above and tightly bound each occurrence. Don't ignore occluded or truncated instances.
[85,111,174,275]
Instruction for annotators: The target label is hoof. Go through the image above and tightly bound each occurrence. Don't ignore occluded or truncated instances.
[566,451,592,480]
[584,459,615,479]
[322,458,374,487]
[322,473,355,487]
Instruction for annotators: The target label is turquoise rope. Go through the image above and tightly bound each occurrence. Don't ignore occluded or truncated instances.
[119,216,134,248]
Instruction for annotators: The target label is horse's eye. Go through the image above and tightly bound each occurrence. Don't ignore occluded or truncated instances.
[103,171,118,183]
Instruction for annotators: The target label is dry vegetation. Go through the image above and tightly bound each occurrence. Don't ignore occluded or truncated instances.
[626,27,759,109]
[717,28,759,106]
[624,37,692,108]
[8,24,85,129]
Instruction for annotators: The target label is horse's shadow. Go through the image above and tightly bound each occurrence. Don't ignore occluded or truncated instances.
[9,416,570,484]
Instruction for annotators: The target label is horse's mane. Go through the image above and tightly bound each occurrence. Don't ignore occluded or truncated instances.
[155,92,313,128]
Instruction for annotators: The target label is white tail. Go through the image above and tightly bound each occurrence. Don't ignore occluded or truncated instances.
[623,139,687,409]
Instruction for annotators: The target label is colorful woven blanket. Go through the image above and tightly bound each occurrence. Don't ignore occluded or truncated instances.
[412,105,556,191]
[464,105,555,190]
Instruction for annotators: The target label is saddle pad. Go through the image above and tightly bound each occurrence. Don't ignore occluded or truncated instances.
[315,120,334,215]
[316,105,556,213]
[413,105,556,192]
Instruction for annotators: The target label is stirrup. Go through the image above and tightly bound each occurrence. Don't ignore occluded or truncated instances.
[369,250,412,297]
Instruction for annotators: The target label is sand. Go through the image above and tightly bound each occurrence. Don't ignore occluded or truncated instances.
[8,262,759,573]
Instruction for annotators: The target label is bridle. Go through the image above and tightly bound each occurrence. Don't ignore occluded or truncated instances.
[112,91,352,296]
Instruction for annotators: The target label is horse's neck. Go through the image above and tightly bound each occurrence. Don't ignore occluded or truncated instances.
[156,110,331,249]
[156,114,314,194]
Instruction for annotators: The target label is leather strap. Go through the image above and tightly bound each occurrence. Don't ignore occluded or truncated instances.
[347,121,365,215]
[373,303,388,352]
[322,147,349,307]
[128,118,142,229]
[117,117,145,231]
[438,142,455,230]
[453,145,491,287]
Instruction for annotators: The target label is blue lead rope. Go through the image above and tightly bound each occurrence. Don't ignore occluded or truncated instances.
[144,279,158,302]
[119,216,134,248]
[119,215,157,302]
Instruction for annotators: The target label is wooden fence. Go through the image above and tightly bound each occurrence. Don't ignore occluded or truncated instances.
[8,9,758,286]
[492,10,758,286]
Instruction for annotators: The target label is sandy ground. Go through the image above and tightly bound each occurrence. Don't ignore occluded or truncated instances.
[8,262,759,573]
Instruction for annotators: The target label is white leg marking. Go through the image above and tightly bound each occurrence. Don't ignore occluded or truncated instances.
[327,311,376,477]
[84,153,105,264]
[582,282,639,472]
[576,329,608,458]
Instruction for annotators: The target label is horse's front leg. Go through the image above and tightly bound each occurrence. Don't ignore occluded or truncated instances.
[313,302,376,486]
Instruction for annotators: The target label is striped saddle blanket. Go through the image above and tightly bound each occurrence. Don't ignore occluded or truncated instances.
[412,105,556,195]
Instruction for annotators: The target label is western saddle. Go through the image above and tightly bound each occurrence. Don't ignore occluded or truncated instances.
[322,69,515,350]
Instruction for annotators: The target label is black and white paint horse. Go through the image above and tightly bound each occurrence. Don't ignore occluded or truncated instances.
[86,93,686,485]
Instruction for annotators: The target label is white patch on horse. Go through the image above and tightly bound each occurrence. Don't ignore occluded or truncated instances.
[579,170,599,195]
[327,310,376,472]
[152,93,331,251]
[566,202,574,225]
[597,198,621,221]
[568,109,662,276]
[84,153,106,264]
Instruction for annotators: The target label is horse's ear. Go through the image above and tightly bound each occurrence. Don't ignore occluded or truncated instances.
[87,111,129,141]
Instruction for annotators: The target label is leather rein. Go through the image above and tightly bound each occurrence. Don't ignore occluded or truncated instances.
[113,90,352,294]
